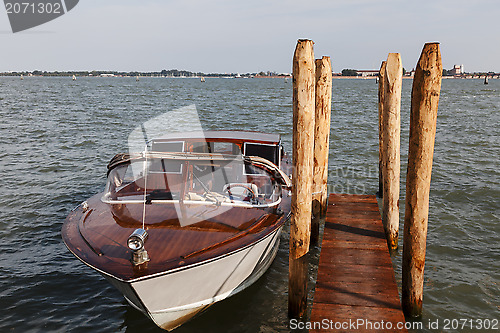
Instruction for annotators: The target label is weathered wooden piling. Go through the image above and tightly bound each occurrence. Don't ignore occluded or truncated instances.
[289,39,315,318]
[378,61,386,197]
[311,56,332,245]
[382,53,402,251]
[402,42,442,318]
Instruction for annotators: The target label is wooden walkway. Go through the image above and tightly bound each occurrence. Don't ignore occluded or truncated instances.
[310,194,407,332]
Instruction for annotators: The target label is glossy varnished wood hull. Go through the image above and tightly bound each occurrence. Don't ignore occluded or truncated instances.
[62,193,290,279]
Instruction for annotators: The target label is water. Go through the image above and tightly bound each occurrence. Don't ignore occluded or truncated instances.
[0,77,498,332]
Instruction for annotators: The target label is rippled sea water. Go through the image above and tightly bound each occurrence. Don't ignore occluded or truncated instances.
[0,77,498,332]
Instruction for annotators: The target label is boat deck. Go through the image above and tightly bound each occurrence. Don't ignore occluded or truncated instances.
[310,194,407,332]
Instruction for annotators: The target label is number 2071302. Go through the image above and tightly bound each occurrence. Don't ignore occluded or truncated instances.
[5,2,62,14]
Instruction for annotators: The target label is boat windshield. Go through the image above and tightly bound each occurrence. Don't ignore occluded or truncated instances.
[101,152,284,209]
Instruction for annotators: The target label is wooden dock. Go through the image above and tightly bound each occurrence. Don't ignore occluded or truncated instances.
[310,194,407,332]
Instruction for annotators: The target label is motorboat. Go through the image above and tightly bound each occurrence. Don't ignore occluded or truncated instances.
[62,130,292,330]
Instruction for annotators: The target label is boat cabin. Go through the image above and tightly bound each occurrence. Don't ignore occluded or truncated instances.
[102,131,289,214]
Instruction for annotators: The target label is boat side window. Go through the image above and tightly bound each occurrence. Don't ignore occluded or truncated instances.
[209,142,241,155]
[110,164,128,187]
[191,141,210,153]
[244,143,278,163]
[149,140,184,174]
[151,140,184,153]
[243,143,279,175]
[105,163,139,199]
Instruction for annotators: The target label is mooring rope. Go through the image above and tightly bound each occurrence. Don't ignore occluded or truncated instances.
[141,146,149,230]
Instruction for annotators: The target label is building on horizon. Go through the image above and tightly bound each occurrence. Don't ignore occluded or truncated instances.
[450,64,464,75]
[356,70,379,77]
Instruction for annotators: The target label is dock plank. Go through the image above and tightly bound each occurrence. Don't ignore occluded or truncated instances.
[310,194,407,332]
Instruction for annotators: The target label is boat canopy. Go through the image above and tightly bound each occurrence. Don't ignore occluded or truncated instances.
[102,152,290,209]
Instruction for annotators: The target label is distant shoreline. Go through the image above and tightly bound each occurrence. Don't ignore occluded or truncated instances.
[1,74,498,80]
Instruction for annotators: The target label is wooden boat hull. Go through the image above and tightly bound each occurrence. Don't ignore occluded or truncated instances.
[100,226,282,330]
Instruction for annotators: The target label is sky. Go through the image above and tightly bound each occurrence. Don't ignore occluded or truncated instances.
[0,0,499,73]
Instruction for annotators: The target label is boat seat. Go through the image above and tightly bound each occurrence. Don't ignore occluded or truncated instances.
[222,183,258,198]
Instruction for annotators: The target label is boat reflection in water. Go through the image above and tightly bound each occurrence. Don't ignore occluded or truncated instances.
[62,131,292,330]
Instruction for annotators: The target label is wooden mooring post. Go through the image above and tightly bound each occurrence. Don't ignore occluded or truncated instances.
[378,61,386,197]
[402,42,442,318]
[289,39,315,318]
[382,53,402,251]
[311,56,332,246]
